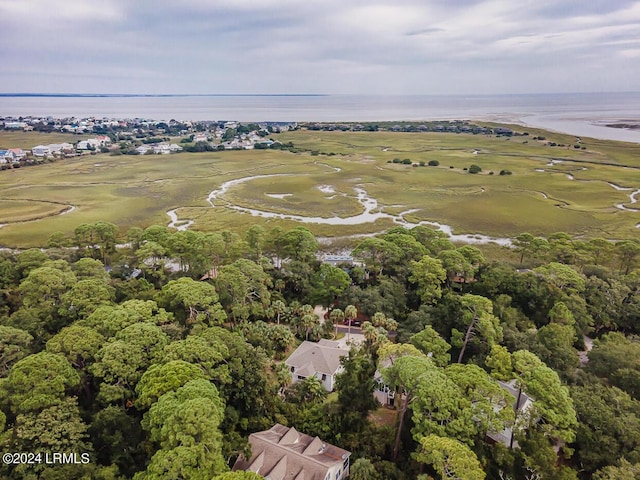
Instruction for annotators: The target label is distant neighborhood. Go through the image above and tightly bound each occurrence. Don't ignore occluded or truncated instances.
[0,116,297,168]
[0,115,525,170]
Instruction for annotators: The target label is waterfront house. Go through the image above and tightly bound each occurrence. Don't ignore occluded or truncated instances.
[32,145,51,157]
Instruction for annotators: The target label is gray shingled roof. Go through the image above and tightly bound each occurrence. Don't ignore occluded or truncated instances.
[285,341,348,376]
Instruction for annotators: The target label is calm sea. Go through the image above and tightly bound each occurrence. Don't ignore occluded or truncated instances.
[2,92,640,142]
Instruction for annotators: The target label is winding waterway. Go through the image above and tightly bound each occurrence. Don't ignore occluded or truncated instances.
[166,163,640,238]
[167,171,514,245]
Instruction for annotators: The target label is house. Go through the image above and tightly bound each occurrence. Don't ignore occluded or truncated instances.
[47,143,74,155]
[95,135,111,146]
[31,145,51,157]
[322,255,359,267]
[9,148,26,161]
[486,380,534,448]
[0,150,15,164]
[233,424,350,480]
[153,143,171,155]
[77,139,100,150]
[3,121,27,129]
[285,340,349,392]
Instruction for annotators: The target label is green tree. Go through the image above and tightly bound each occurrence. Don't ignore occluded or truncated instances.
[455,294,503,363]
[59,278,115,321]
[571,382,640,474]
[158,277,226,327]
[0,351,80,414]
[415,434,485,480]
[15,248,48,277]
[352,237,403,277]
[0,326,33,376]
[245,225,267,261]
[3,397,93,479]
[46,324,104,372]
[92,323,169,404]
[511,350,577,444]
[350,458,380,480]
[72,257,110,282]
[593,459,640,480]
[135,360,205,409]
[212,473,263,480]
[587,332,640,399]
[215,259,271,322]
[410,325,451,366]
[138,379,227,480]
[89,405,145,478]
[310,264,351,308]
[280,226,318,262]
[381,352,433,460]
[162,335,230,383]
[409,255,447,305]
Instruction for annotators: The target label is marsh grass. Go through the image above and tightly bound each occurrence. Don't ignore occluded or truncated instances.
[0,131,90,149]
[1,128,639,247]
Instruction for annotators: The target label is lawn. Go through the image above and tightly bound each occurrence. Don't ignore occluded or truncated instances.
[1,127,639,247]
[0,131,91,150]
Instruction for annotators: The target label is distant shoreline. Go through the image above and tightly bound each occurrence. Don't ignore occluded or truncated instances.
[0,93,328,98]
[2,92,640,143]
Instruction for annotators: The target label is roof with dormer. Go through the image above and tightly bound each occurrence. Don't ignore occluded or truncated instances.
[233,424,350,480]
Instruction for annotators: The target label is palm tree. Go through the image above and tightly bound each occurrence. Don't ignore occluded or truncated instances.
[329,308,345,339]
[345,304,357,342]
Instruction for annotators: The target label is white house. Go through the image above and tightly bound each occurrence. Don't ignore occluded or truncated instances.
[47,143,74,155]
[32,145,51,157]
[0,150,15,165]
[233,424,350,480]
[77,139,100,150]
[153,143,171,154]
[9,148,26,160]
[3,121,27,129]
[285,339,349,392]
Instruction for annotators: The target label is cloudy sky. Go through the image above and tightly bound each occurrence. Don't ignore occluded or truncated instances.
[1,0,639,95]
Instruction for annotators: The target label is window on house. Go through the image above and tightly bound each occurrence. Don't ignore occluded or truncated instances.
[322,374,327,381]
[290,366,295,372]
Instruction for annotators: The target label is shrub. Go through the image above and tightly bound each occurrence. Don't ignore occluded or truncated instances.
[449,166,454,169]
[489,171,494,175]
[428,160,440,166]
[499,170,513,176]
[468,164,482,174]
[392,158,401,164]
[402,158,412,165]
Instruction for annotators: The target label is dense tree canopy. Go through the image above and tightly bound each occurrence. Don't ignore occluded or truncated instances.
[0,221,637,478]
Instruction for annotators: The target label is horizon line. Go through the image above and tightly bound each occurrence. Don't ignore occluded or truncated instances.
[1,91,640,98]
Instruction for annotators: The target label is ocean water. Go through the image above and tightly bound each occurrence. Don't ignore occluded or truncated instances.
[1,92,640,142]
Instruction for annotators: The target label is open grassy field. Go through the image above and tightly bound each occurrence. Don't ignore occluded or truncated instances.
[0,126,639,247]
[0,131,90,149]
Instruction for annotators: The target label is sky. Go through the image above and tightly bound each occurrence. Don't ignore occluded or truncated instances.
[1,0,640,95]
